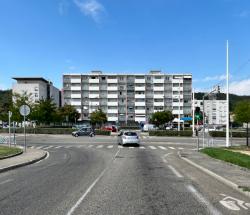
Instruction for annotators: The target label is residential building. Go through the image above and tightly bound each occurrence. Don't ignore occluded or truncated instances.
[12,77,61,107]
[62,71,192,123]
[195,99,227,125]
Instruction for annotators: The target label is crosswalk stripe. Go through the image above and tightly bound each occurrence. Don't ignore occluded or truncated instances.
[97,145,103,148]
[30,146,34,149]
[158,146,167,150]
[54,146,62,149]
[36,146,45,149]
[43,146,53,149]
[178,147,184,150]
[107,145,114,149]
[88,145,93,148]
[129,147,134,149]
[118,145,123,148]
[149,146,157,149]
[168,147,175,150]
[139,146,145,149]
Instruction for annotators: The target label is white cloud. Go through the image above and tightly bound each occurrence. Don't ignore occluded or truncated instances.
[238,10,250,18]
[204,74,227,82]
[73,0,105,23]
[58,0,70,16]
[229,79,250,95]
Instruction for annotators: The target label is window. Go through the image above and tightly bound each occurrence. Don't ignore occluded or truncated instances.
[119,77,124,80]
[35,93,38,97]
[101,77,106,80]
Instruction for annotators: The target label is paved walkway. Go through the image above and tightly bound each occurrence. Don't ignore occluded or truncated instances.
[180,150,250,196]
[0,147,47,173]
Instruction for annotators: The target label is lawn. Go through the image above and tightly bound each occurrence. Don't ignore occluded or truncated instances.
[201,147,250,170]
[0,146,22,159]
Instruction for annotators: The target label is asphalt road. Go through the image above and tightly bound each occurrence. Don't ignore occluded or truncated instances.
[0,134,249,215]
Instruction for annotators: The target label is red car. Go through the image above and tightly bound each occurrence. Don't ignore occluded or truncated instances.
[102,125,117,132]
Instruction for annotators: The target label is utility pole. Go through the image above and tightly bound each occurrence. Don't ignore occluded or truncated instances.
[226,40,230,147]
[192,88,195,137]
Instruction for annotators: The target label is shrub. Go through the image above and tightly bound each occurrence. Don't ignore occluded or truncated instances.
[149,130,193,137]
[119,126,140,130]
[94,129,111,136]
[209,131,247,138]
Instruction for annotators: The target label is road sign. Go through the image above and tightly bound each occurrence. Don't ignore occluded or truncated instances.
[19,105,30,116]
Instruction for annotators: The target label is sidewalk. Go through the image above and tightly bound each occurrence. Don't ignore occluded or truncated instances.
[179,150,250,197]
[0,147,47,173]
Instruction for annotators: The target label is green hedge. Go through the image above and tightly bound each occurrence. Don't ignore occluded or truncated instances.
[0,128,110,135]
[149,130,193,137]
[119,126,140,130]
[209,131,248,138]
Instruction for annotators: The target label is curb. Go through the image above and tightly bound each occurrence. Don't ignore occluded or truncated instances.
[178,152,250,198]
[0,150,23,160]
[0,151,48,173]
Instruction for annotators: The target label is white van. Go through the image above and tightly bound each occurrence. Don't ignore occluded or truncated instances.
[142,124,158,132]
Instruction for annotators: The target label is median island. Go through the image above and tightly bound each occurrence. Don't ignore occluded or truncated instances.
[0,146,22,159]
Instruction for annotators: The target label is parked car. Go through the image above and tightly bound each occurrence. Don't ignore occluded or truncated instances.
[102,125,117,132]
[142,124,158,132]
[117,131,140,146]
[72,127,95,137]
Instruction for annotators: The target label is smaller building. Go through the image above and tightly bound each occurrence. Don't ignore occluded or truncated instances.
[12,77,61,107]
[195,99,227,125]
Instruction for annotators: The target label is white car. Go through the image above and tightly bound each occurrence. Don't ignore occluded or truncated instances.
[117,131,140,146]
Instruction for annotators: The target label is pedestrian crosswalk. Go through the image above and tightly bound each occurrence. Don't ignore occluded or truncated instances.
[28,145,185,151]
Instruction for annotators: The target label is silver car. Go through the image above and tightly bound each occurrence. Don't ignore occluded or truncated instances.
[117,131,140,146]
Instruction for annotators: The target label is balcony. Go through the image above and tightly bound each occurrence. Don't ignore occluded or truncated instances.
[71,86,81,91]
[71,101,81,106]
[172,102,183,107]
[135,102,146,106]
[108,101,118,106]
[153,78,164,84]
[154,102,164,107]
[89,101,99,106]
[135,86,145,91]
[70,79,81,84]
[153,86,164,91]
[153,94,164,99]
[135,94,145,99]
[135,79,145,84]
[107,78,118,83]
[172,79,183,84]
[89,86,100,91]
[107,94,118,99]
[89,94,99,98]
[107,86,118,91]
[107,109,118,114]
[107,116,118,121]
[172,86,183,91]
[89,78,99,84]
[172,110,184,115]
[154,109,164,113]
[172,94,183,99]
[71,94,81,99]
[135,109,146,114]
[135,116,146,122]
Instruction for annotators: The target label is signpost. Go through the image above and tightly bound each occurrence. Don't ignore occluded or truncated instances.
[19,105,30,152]
[8,111,12,147]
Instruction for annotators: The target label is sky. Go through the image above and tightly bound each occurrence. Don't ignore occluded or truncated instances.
[0,0,250,95]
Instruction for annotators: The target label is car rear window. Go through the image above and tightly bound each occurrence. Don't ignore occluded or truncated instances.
[124,132,137,136]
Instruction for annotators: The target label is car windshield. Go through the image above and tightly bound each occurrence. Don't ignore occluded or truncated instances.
[124,132,137,136]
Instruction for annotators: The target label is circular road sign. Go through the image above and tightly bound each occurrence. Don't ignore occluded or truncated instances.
[19,105,30,116]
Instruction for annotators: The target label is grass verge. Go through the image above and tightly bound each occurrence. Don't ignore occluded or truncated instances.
[0,146,22,159]
[200,147,250,170]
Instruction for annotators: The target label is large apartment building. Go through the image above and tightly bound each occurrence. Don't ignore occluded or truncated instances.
[12,77,61,107]
[62,71,192,123]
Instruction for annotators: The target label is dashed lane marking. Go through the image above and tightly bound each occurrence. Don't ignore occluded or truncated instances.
[158,146,167,150]
[149,146,157,150]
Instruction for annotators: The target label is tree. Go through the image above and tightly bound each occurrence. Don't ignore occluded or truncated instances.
[58,104,80,123]
[149,111,173,128]
[234,101,250,147]
[90,109,107,128]
[30,98,57,125]
[0,90,12,122]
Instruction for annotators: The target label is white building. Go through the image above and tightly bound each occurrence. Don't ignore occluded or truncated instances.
[12,77,61,107]
[195,99,227,125]
[63,71,192,123]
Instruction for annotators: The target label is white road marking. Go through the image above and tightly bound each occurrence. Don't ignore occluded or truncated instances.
[65,146,73,149]
[158,146,167,150]
[187,185,222,215]
[36,146,45,149]
[149,146,157,150]
[107,145,114,149]
[129,147,134,149]
[67,149,121,215]
[96,145,103,148]
[139,146,145,149]
[168,147,175,150]
[30,146,34,149]
[43,146,53,150]
[88,145,93,148]
[54,146,62,149]
[219,194,250,211]
[168,165,183,178]
[178,147,184,150]
[118,145,123,148]
[0,179,13,186]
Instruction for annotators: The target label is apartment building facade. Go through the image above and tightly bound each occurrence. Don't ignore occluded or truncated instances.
[195,99,227,125]
[62,71,192,123]
[12,77,61,107]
